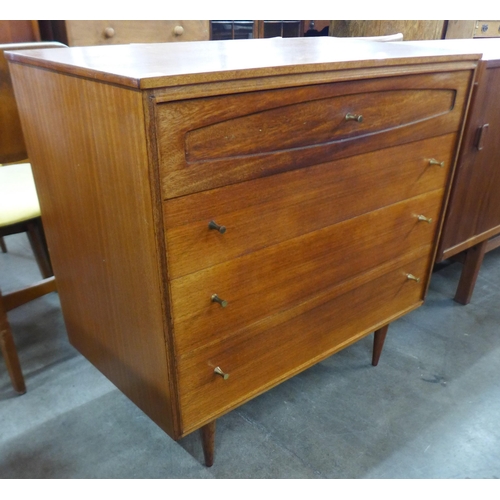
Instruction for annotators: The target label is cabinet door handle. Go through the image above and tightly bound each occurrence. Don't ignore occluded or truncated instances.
[345,113,363,122]
[211,294,228,307]
[475,123,489,151]
[208,220,226,234]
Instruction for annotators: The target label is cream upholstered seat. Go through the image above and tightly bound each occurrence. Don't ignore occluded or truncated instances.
[1,42,64,394]
[0,163,41,227]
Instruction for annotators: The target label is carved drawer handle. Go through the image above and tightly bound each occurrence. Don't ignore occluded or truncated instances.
[345,113,363,122]
[429,158,445,167]
[208,220,226,234]
[214,366,229,380]
[406,274,421,283]
[417,215,433,224]
[211,294,228,307]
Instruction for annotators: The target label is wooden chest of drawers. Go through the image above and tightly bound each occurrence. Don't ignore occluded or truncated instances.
[6,38,478,465]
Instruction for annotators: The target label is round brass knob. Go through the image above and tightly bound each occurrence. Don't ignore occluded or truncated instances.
[214,366,229,380]
[417,215,433,224]
[429,158,444,167]
[173,25,185,36]
[211,294,228,307]
[208,220,226,234]
[345,113,363,122]
[104,27,115,38]
[406,274,421,283]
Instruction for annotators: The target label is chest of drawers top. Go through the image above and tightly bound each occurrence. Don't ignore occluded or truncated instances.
[6,36,480,89]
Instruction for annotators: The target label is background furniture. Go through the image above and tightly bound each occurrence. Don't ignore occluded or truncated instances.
[0,21,41,43]
[403,39,500,304]
[38,20,210,46]
[0,42,62,393]
[7,38,477,465]
[329,21,446,40]
[445,21,500,39]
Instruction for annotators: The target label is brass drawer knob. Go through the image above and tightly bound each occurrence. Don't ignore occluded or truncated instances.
[211,294,228,307]
[208,220,226,234]
[429,158,444,167]
[345,113,363,122]
[417,215,433,224]
[214,366,229,380]
[406,274,421,283]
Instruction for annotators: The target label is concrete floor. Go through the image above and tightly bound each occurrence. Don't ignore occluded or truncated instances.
[1,232,500,480]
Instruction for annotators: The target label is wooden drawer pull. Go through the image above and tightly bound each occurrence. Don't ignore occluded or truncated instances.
[208,220,226,234]
[345,113,363,122]
[104,27,115,38]
[406,274,420,283]
[429,158,444,167]
[211,294,228,307]
[214,366,229,380]
[417,215,433,224]
[174,25,185,36]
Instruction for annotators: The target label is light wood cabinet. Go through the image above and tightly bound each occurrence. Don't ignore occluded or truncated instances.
[6,38,478,465]
[41,20,210,46]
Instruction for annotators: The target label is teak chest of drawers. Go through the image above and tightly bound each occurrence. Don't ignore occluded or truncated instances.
[6,38,478,466]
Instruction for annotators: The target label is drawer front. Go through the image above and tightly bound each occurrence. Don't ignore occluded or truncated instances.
[177,254,430,433]
[170,190,443,354]
[165,134,456,279]
[156,71,471,198]
[65,20,210,46]
[474,21,500,38]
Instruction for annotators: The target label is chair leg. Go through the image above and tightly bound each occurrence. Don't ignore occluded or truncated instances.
[200,420,216,467]
[0,296,26,394]
[0,237,6,253]
[26,218,53,279]
[372,324,389,366]
[454,240,488,305]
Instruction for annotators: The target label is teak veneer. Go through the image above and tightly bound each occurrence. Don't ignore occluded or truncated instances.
[6,38,479,466]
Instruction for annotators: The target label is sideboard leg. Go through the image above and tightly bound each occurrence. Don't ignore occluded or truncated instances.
[372,324,389,366]
[200,420,216,467]
[454,241,487,305]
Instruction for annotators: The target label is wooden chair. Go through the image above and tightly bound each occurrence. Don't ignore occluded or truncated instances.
[0,42,64,393]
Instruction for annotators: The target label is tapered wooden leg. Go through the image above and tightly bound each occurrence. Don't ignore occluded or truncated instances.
[0,237,7,253]
[454,240,488,305]
[200,420,216,467]
[372,324,389,366]
[0,296,26,394]
[26,218,53,279]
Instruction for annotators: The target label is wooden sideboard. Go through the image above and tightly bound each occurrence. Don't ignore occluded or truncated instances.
[402,39,500,304]
[6,38,478,465]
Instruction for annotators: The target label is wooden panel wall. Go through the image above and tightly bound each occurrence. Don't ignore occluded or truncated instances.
[329,21,447,40]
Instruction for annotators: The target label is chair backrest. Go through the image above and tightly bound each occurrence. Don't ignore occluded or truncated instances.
[0,42,66,165]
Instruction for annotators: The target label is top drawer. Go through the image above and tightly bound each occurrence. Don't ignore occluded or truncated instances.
[155,71,472,199]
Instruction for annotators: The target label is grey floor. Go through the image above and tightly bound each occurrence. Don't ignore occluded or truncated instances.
[1,232,500,480]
